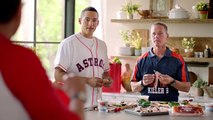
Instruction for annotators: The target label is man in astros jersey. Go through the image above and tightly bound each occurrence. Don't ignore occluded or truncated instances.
[54,7,113,108]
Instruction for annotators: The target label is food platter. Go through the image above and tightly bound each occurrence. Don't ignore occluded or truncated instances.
[125,102,170,116]
[124,98,205,117]
[125,109,169,116]
[170,105,204,116]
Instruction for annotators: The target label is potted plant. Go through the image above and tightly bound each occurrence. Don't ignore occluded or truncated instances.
[196,1,209,19]
[129,31,142,56]
[118,30,135,56]
[120,30,131,47]
[192,79,208,96]
[121,0,140,19]
[182,37,195,57]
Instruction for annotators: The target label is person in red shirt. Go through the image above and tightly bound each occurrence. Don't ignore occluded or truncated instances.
[0,0,85,120]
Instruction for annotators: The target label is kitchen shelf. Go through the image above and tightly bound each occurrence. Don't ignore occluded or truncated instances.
[111,55,213,63]
[111,19,213,24]
[184,57,213,63]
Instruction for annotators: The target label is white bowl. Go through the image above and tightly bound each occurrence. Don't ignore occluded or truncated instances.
[168,5,190,19]
[117,47,134,56]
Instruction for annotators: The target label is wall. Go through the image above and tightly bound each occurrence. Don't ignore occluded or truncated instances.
[103,0,212,82]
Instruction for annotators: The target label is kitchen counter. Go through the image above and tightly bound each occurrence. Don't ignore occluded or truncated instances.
[85,93,213,120]
[102,92,213,104]
[85,110,213,120]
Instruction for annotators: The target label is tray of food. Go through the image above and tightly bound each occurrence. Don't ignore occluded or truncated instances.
[124,98,170,116]
[170,104,204,116]
[125,106,169,116]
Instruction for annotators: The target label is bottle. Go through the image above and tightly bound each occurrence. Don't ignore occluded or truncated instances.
[208,46,212,58]
[204,45,211,58]
[121,63,132,92]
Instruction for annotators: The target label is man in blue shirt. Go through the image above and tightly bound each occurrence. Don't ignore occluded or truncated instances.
[131,22,191,101]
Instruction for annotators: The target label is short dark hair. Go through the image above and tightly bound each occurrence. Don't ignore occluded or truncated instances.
[0,0,21,23]
[80,6,99,18]
[151,22,168,33]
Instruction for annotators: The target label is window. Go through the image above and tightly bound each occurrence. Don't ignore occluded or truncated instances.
[13,0,95,81]
[75,0,91,33]
[14,0,65,81]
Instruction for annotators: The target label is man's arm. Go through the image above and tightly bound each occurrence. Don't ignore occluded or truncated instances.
[55,67,67,82]
[53,67,67,89]
[54,66,103,88]
[169,79,191,92]
[174,56,191,92]
[158,74,191,92]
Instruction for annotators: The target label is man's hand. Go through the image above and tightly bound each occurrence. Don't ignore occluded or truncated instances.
[102,71,113,87]
[154,71,174,86]
[158,74,174,85]
[87,77,103,87]
[142,74,155,86]
[102,78,113,87]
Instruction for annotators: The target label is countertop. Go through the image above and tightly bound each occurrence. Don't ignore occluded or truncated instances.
[85,110,213,120]
[102,92,213,104]
[84,93,213,120]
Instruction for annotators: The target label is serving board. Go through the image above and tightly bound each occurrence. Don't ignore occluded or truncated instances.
[125,109,169,116]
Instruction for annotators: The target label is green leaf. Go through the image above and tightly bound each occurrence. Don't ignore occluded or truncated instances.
[138,99,151,107]
[192,79,208,88]
[168,102,180,107]
[112,57,122,64]
[196,1,209,11]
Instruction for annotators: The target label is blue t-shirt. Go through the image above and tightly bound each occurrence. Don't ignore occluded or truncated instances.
[132,47,189,101]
